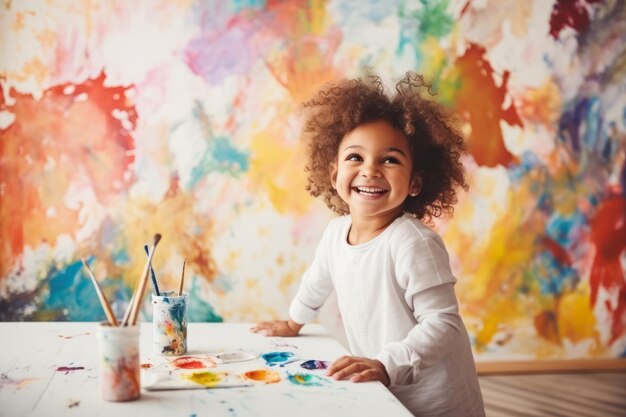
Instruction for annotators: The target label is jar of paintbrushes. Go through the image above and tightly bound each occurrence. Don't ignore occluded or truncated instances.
[82,233,164,402]
[151,259,189,356]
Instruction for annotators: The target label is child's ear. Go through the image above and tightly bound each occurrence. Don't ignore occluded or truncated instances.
[409,176,422,197]
[330,162,338,189]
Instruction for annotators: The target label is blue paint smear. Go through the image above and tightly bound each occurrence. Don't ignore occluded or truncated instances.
[546,211,586,248]
[189,135,250,188]
[558,95,612,165]
[536,254,578,297]
[230,0,265,14]
[287,373,329,386]
[508,152,543,185]
[188,277,223,322]
[333,0,398,25]
[261,351,295,366]
[212,136,249,173]
[41,260,106,321]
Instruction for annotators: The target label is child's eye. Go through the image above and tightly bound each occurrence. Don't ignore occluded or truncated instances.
[346,154,362,162]
[383,156,400,164]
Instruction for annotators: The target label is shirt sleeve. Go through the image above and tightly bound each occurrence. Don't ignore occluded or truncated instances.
[375,237,464,386]
[289,227,335,324]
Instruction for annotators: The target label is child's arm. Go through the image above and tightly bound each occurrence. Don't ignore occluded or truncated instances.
[375,282,463,386]
[250,319,303,337]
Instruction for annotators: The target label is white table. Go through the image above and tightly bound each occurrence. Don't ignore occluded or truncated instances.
[0,322,413,417]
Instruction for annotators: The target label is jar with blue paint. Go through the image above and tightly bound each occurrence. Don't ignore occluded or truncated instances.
[152,291,189,356]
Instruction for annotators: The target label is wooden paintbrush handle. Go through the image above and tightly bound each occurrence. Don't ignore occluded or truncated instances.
[82,258,118,327]
[127,234,162,326]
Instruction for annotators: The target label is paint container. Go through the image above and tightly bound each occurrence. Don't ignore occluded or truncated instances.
[96,322,140,402]
[152,291,188,356]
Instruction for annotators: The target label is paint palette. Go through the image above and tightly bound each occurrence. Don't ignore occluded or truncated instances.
[213,350,259,364]
[143,371,253,391]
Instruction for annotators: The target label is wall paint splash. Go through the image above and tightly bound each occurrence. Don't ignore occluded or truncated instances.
[0,0,624,361]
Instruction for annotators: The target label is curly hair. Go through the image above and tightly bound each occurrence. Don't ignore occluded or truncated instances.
[300,72,468,220]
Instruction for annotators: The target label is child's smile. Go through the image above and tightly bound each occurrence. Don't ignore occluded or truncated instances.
[352,186,389,198]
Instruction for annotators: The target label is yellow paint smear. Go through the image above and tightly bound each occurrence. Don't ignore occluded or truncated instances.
[558,291,597,343]
[181,371,223,387]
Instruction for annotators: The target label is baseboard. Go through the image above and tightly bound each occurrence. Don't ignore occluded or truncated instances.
[476,359,626,375]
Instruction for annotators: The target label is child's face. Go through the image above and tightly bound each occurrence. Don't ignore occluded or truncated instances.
[330,120,418,220]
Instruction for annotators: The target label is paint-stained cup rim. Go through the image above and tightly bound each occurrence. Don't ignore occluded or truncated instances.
[152,291,188,301]
[96,321,139,338]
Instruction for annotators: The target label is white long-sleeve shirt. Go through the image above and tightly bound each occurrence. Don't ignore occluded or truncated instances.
[289,214,485,417]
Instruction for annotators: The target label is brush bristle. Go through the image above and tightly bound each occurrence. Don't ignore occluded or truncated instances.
[154,233,162,245]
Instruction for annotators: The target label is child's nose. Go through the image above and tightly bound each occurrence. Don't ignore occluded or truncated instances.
[360,163,382,177]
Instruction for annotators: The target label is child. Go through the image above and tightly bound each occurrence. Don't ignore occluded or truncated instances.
[251,72,485,417]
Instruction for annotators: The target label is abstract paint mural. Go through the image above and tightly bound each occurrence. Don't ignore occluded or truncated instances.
[1,0,624,361]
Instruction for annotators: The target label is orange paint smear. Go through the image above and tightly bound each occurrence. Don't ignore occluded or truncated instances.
[243,369,281,384]
[452,43,522,167]
[0,72,136,275]
[534,310,561,345]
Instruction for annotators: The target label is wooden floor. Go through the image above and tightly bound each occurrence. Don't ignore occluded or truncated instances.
[479,372,626,417]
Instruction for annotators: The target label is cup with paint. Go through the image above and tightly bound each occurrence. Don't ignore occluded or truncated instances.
[96,322,140,402]
[152,291,189,356]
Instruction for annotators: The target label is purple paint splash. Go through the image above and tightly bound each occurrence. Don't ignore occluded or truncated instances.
[56,366,85,374]
[300,359,330,370]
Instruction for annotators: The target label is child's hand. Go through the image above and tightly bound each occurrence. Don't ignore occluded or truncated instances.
[326,356,391,386]
[250,320,302,337]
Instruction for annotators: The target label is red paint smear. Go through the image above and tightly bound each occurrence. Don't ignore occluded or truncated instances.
[0,72,136,275]
[172,356,206,369]
[452,43,522,167]
[540,237,572,266]
[589,196,626,343]
[549,0,602,40]
[140,363,153,369]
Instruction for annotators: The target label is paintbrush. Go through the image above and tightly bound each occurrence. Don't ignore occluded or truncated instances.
[81,257,118,327]
[178,259,186,296]
[144,244,161,296]
[121,292,134,326]
[124,233,162,326]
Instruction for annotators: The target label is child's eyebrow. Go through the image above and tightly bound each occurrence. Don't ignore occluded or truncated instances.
[342,145,407,157]
[383,147,407,156]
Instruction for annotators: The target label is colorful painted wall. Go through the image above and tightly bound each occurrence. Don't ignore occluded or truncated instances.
[1,0,625,361]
